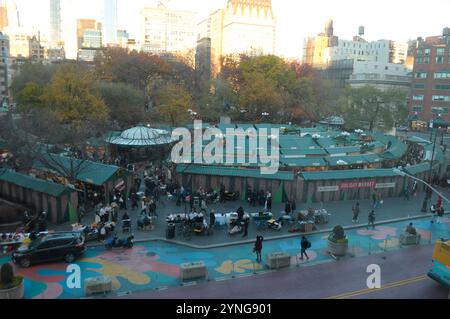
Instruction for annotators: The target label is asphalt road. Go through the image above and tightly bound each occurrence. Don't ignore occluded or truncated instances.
[116,244,449,299]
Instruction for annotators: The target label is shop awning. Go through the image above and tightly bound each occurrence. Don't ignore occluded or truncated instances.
[300,169,398,181]
[0,169,75,197]
[176,164,294,181]
[33,154,129,186]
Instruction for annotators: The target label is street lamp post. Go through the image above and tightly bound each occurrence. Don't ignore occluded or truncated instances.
[420,129,438,212]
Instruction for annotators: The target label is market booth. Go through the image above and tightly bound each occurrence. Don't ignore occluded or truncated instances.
[107,125,176,162]
[0,169,78,224]
[32,154,133,206]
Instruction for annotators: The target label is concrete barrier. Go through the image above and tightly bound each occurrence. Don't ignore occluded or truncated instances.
[85,276,113,296]
[180,262,208,280]
[400,233,421,245]
[266,252,291,269]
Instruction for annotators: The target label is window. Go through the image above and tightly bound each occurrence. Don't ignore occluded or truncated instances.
[434,72,450,79]
[431,107,449,114]
[414,84,425,89]
[436,48,445,56]
[434,84,450,90]
[424,48,431,56]
[436,56,444,64]
[412,95,424,101]
[412,105,423,112]
[432,95,450,101]
[415,72,427,79]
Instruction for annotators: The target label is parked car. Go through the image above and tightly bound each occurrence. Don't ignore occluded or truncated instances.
[396,125,409,132]
[12,232,86,268]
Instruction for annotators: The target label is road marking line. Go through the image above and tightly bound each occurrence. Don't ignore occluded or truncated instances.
[325,275,428,299]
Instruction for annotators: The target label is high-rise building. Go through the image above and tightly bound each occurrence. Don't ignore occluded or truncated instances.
[49,0,61,47]
[77,19,102,62]
[409,28,450,123]
[0,32,9,106]
[221,0,276,57]
[197,0,276,77]
[140,6,196,55]
[0,6,7,31]
[103,0,118,46]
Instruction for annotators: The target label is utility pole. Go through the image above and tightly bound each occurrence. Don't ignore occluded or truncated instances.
[421,128,438,212]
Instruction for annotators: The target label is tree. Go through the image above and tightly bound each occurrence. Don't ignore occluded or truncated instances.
[97,82,146,129]
[154,83,193,126]
[10,63,58,97]
[15,82,45,111]
[339,86,408,131]
[41,64,110,130]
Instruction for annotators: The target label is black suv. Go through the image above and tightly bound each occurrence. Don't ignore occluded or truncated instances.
[12,232,86,268]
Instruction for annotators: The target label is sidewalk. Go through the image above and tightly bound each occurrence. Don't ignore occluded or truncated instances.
[52,187,450,248]
[6,215,448,299]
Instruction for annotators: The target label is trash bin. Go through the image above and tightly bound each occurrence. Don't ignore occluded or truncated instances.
[166,223,175,239]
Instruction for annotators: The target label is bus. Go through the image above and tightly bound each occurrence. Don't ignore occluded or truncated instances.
[427,239,450,295]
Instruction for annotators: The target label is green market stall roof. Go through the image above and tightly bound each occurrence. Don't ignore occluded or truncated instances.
[33,154,130,186]
[280,157,327,167]
[176,164,294,181]
[107,125,175,147]
[404,163,431,175]
[300,169,398,181]
[0,169,75,197]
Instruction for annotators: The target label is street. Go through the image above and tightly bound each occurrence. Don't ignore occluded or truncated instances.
[117,244,449,299]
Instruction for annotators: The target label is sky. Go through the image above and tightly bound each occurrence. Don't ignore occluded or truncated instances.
[13,0,450,59]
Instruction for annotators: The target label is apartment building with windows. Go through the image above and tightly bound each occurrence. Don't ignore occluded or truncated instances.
[409,28,450,123]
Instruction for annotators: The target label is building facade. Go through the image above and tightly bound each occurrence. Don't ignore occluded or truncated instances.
[409,28,450,123]
[304,20,412,90]
[49,0,61,47]
[221,0,276,57]
[140,6,196,55]
[0,32,9,106]
[103,0,118,46]
[196,0,276,77]
[77,19,102,62]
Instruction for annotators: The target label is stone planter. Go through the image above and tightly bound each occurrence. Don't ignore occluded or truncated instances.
[327,240,349,256]
[0,278,24,299]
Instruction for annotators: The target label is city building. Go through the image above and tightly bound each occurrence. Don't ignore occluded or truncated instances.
[77,19,102,62]
[0,5,7,31]
[304,20,412,90]
[46,46,66,62]
[140,5,196,55]
[28,35,45,63]
[49,0,61,47]
[222,0,276,56]
[409,28,450,123]
[196,9,224,76]
[103,0,118,46]
[0,32,9,106]
[196,0,276,77]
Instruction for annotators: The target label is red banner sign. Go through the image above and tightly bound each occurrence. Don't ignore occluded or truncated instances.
[339,180,376,189]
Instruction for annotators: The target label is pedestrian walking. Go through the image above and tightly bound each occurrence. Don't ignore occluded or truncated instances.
[300,236,311,261]
[352,202,360,223]
[242,219,249,238]
[403,188,410,201]
[412,181,418,197]
[436,206,444,224]
[372,193,377,208]
[368,210,376,230]
[253,235,264,263]
[430,204,437,224]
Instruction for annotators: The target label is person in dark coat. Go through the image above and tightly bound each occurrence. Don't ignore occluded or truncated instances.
[242,218,249,238]
[285,201,292,215]
[254,236,264,263]
[300,236,311,261]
